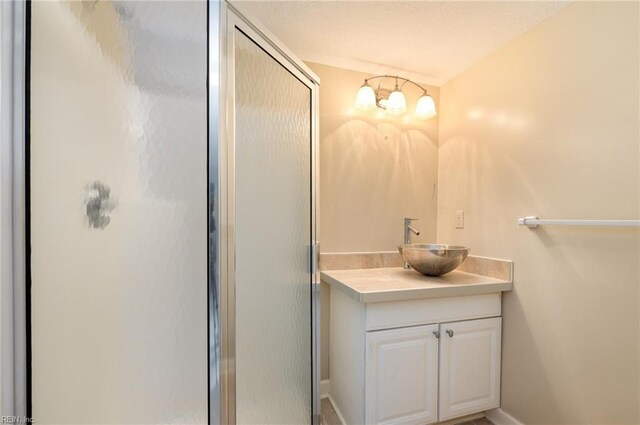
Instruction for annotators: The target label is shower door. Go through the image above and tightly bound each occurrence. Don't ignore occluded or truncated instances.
[25,1,318,423]
[28,1,208,423]
[224,7,320,425]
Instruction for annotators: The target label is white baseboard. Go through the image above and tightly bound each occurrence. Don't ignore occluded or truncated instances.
[327,395,346,425]
[320,379,330,399]
[486,408,525,425]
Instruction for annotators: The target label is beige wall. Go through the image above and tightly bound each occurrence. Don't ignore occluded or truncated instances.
[308,62,440,380]
[308,62,440,252]
[436,2,639,424]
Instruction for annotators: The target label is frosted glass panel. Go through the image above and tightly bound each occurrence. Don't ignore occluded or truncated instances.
[234,29,312,424]
[29,1,207,423]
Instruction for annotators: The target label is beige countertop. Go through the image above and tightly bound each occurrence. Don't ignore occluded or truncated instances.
[321,266,513,303]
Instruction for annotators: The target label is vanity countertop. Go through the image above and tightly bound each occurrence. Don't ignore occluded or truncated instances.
[321,266,513,304]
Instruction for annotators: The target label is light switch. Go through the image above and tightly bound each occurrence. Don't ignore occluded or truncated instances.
[455,210,464,229]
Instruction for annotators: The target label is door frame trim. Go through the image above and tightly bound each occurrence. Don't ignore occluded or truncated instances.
[209,1,223,423]
[0,0,28,417]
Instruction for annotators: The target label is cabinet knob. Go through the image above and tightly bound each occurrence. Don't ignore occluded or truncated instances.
[446,329,454,337]
[433,330,440,339]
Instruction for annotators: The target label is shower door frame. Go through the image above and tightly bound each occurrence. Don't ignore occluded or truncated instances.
[1,1,320,423]
[214,3,321,424]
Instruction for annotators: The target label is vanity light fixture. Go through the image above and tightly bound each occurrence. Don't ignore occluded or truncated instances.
[355,75,437,119]
[386,78,407,115]
[355,81,377,111]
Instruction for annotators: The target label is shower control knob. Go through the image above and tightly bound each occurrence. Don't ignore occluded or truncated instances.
[83,181,117,229]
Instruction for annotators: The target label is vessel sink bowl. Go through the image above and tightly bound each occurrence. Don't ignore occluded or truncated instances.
[398,244,469,276]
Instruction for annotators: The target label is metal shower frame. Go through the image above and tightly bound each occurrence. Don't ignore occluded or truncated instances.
[1,1,321,423]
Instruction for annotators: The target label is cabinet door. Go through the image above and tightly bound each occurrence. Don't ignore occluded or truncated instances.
[365,325,439,425]
[439,317,502,421]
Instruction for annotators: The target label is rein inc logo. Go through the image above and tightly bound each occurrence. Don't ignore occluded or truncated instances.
[1,417,34,424]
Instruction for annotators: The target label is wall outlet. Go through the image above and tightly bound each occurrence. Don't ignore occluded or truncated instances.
[455,210,464,229]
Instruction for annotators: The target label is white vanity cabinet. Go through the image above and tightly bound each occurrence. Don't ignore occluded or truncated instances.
[365,325,439,425]
[329,289,504,425]
[438,317,502,421]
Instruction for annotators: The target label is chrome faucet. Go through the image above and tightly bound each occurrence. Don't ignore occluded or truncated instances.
[403,218,420,269]
[404,217,420,244]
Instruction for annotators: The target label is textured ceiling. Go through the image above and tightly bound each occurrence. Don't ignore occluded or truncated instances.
[234,1,569,86]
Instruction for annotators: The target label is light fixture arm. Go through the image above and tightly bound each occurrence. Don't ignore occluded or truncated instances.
[363,75,431,95]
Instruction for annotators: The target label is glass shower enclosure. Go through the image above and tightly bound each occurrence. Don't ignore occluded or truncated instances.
[2,1,320,423]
